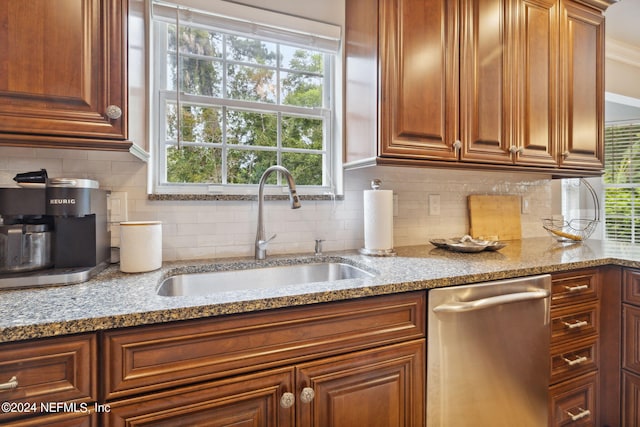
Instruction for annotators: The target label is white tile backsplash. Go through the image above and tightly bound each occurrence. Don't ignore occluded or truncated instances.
[0,147,552,261]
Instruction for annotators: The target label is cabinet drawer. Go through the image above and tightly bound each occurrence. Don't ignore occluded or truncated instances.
[103,291,426,400]
[0,334,97,423]
[550,302,599,346]
[550,337,598,385]
[551,269,600,308]
[624,268,640,306]
[549,371,598,426]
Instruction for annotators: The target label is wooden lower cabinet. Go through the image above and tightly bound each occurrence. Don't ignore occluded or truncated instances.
[550,371,598,426]
[105,368,295,427]
[297,340,424,427]
[3,412,97,427]
[0,334,97,426]
[104,340,425,427]
[623,370,640,427]
[623,268,640,426]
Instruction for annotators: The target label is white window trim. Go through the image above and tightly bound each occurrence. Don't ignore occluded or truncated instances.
[146,0,343,197]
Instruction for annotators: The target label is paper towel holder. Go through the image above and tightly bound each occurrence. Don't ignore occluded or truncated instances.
[359,179,397,257]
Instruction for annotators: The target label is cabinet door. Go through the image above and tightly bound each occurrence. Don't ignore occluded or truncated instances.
[623,304,640,374]
[513,0,559,167]
[623,370,640,427]
[557,0,604,170]
[458,0,514,164]
[3,412,96,427]
[105,368,295,427]
[0,0,129,150]
[296,340,425,427]
[378,0,458,161]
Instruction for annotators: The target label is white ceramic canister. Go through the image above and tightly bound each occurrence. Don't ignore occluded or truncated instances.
[119,221,162,273]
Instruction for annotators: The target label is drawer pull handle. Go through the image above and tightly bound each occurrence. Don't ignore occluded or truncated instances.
[300,387,315,404]
[0,376,18,392]
[563,320,588,329]
[563,355,588,366]
[564,284,588,292]
[280,392,295,409]
[567,407,590,421]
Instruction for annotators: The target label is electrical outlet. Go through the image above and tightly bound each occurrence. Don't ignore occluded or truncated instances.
[429,194,441,216]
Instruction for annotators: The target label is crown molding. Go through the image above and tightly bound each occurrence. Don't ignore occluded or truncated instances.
[606,38,640,68]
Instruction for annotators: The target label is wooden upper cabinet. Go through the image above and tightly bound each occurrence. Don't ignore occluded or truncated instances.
[512,0,559,167]
[345,0,613,175]
[0,0,130,151]
[377,0,459,162]
[459,0,514,165]
[557,0,605,170]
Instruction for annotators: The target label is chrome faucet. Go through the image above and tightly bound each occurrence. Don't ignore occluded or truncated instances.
[255,166,301,260]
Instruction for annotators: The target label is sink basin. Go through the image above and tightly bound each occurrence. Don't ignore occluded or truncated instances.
[157,262,375,296]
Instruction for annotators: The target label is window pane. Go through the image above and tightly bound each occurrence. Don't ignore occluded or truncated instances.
[167,146,223,183]
[282,116,323,149]
[227,110,277,147]
[227,150,278,184]
[282,152,323,185]
[166,55,223,96]
[166,103,223,143]
[226,64,276,103]
[280,46,323,72]
[281,71,322,107]
[225,36,277,66]
[180,57,223,97]
[169,25,223,57]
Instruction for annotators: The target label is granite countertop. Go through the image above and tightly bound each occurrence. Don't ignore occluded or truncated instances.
[3,237,640,343]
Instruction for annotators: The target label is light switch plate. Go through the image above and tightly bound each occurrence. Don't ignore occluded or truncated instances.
[110,191,128,223]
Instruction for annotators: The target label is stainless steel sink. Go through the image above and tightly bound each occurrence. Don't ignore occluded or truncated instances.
[157,262,375,296]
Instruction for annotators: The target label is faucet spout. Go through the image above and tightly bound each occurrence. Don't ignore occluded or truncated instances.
[255,166,301,260]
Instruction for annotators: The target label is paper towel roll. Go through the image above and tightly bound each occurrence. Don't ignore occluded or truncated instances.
[363,189,394,250]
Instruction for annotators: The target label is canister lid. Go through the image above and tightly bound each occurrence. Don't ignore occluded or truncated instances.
[47,178,99,189]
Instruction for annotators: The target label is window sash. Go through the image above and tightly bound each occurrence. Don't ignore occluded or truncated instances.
[150,1,338,195]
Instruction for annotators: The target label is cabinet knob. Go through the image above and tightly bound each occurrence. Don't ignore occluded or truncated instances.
[452,140,462,153]
[280,392,295,409]
[105,105,123,120]
[0,376,18,392]
[300,387,315,404]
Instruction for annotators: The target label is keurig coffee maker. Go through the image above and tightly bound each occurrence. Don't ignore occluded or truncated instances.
[0,174,110,289]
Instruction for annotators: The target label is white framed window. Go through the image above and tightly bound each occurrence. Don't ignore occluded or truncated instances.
[603,121,640,242]
[148,0,342,196]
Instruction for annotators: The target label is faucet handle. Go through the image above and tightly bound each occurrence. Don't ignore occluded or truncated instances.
[258,234,277,250]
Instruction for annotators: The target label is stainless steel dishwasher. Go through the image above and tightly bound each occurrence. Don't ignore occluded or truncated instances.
[427,274,551,426]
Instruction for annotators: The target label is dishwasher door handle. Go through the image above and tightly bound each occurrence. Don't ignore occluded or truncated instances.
[432,289,550,313]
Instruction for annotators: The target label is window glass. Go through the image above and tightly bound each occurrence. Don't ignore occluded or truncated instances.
[603,122,640,242]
